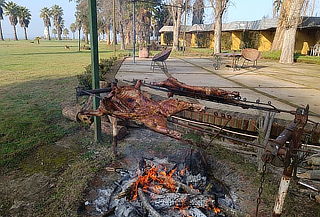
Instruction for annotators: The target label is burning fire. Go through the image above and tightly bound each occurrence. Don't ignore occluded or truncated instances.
[131,166,177,200]
[213,207,221,214]
[123,164,223,216]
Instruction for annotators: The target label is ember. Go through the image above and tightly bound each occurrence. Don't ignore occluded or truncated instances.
[86,153,237,217]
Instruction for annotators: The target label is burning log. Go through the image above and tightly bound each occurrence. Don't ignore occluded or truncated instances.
[88,155,241,217]
[138,189,162,217]
[176,180,200,195]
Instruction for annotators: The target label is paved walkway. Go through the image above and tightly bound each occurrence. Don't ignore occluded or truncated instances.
[116,57,320,122]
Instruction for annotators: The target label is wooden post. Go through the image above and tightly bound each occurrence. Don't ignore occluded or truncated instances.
[88,0,102,142]
[108,115,118,156]
[257,112,268,172]
[257,112,275,172]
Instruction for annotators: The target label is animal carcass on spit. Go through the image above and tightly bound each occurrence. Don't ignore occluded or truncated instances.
[78,80,205,140]
[152,77,240,100]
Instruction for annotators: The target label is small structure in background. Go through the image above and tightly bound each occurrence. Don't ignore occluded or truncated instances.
[159,17,320,55]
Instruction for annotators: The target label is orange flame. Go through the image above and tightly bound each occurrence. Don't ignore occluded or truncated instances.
[131,166,177,200]
[213,207,221,214]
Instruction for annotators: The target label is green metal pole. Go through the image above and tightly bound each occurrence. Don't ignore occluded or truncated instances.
[113,0,117,56]
[88,0,102,142]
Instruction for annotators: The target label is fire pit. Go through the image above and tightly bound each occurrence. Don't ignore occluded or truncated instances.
[83,144,238,217]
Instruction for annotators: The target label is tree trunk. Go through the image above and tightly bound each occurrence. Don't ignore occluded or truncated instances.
[78,28,81,51]
[47,26,51,40]
[172,8,182,51]
[0,20,4,40]
[24,27,28,40]
[271,0,291,51]
[279,0,305,64]
[213,13,222,53]
[13,25,18,40]
[125,29,131,45]
[106,27,111,45]
[72,32,75,40]
[120,23,125,50]
[58,28,62,40]
[84,32,89,44]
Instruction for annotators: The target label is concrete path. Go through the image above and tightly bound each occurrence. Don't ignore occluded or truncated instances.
[116,57,320,122]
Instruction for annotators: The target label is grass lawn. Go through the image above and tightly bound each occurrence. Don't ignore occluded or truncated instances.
[0,40,129,169]
[0,40,130,216]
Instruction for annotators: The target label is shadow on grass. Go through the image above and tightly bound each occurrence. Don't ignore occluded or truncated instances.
[0,76,95,173]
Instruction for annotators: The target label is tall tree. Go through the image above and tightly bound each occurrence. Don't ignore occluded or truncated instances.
[70,22,76,39]
[63,27,69,39]
[4,1,19,40]
[18,6,31,40]
[52,28,57,39]
[75,1,89,44]
[168,0,185,51]
[40,7,52,40]
[279,0,306,64]
[153,2,171,41]
[192,0,204,25]
[210,0,229,54]
[98,0,113,45]
[271,0,290,50]
[0,0,5,40]
[51,5,64,40]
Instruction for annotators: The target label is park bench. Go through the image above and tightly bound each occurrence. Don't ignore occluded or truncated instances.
[150,48,172,73]
[241,48,261,68]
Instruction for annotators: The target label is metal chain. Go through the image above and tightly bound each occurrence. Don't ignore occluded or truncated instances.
[255,160,267,217]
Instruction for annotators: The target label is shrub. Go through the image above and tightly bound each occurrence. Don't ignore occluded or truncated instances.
[77,57,118,89]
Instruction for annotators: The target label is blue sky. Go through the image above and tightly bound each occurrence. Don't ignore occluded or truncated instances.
[2,0,77,39]
[1,0,277,39]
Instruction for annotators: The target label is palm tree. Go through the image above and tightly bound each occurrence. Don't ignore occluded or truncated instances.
[69,23,76,39]
[18,6,31,40]
[4,1,19,40]
[40,7,51,40]
[51,5,63,40]
[63,27,69,39]
[0,0,6,40]
[52,28,57,39]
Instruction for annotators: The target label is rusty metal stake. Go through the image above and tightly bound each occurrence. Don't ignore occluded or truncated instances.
[272,106,309,217]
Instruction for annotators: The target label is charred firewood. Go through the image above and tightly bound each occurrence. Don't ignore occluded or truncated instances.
[149,193,215,210]
[188,208,207,217]
[138,189,162,217]
[175,180,201,195]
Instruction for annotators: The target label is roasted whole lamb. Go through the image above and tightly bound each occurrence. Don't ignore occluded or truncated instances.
[78,80,205,139]
[152,77,240,100]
